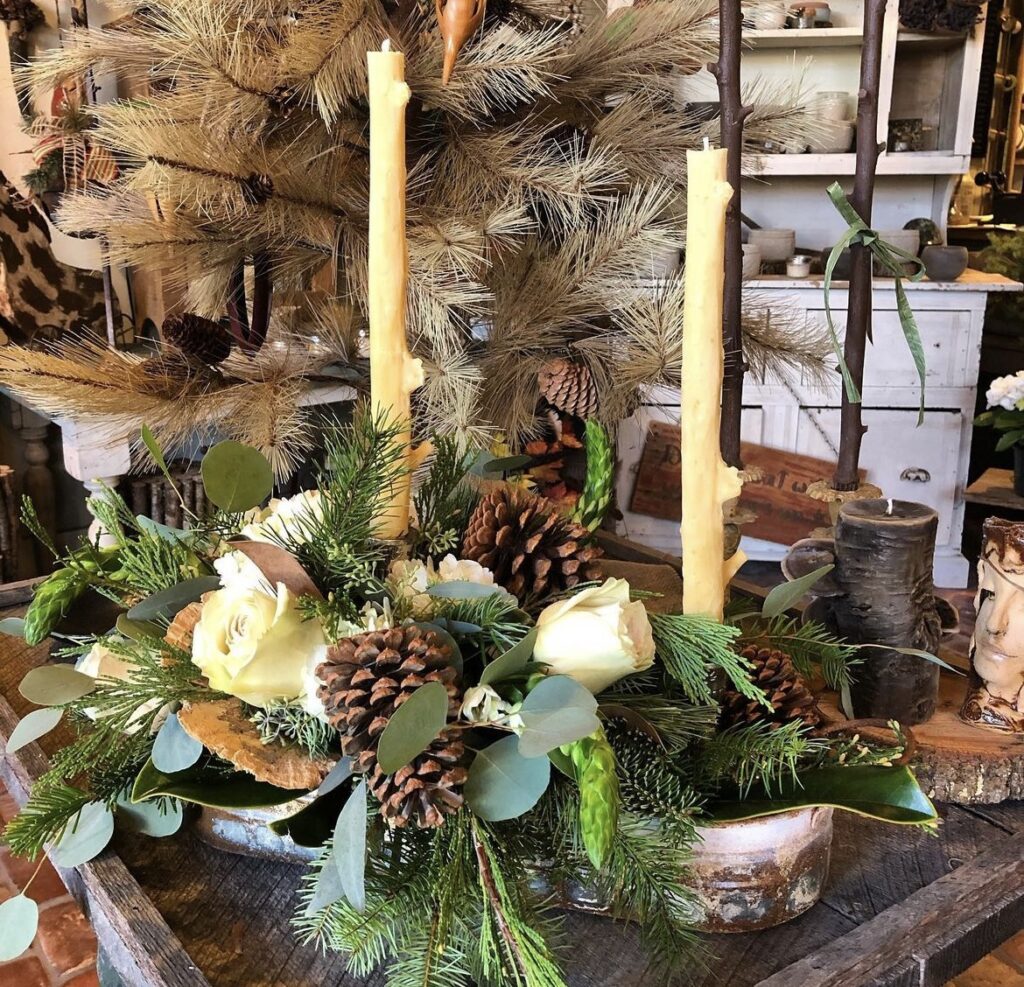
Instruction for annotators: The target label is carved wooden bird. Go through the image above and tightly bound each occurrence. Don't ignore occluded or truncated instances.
[436,0,486,85]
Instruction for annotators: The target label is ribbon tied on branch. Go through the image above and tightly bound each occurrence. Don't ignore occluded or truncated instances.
[823,181,927,424]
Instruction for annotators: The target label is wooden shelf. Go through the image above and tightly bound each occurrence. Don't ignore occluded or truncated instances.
[896,29,970,50]
[743,27,863,48]
[744,151,969,177]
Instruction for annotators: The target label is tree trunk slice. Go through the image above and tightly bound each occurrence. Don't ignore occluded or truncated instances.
[818,674,1024,804]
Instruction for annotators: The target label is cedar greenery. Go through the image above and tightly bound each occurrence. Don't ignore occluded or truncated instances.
[250,701,336,761]
[412,435,480,560]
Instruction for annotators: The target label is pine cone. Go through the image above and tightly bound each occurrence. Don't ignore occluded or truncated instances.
[461,487,602,599]
[721,645,821,731]
[317,626,466,828]
[162,313,233,365]
[538,357,599,419]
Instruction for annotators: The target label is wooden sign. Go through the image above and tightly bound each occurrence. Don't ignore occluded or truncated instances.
[630,423,865,546]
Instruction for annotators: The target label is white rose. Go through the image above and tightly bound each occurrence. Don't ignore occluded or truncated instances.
[75,642,170,734]
[191,581,328,714]
[240,490,325,545]
[437,555,495,587]
[213,551,273,595]
[533,578,655,694]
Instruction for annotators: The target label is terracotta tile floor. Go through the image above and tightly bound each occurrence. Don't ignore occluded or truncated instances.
[0,778,1021,986]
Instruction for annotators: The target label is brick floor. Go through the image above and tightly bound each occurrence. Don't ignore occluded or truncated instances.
[0,778,1021,985]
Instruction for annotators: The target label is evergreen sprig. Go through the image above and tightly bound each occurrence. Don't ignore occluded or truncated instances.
[599,692,717,753]
[429,592,527,653]
[412,435,479,560]
[2,782,91,859]
[249,701,336,760]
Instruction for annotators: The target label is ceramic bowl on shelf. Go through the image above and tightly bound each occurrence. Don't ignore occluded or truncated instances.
[742,242,762,278]
[922,245,968,281]
[809,119,854,153]
[878,229,920,273]
[748,228,796,262]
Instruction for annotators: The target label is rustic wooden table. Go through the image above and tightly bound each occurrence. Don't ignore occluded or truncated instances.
[1,588,1023,987]
[964,469,1024,513]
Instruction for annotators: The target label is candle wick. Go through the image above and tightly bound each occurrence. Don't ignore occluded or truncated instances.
[382,37,392,52]
[886,498,893,515]
[703,136,710,151]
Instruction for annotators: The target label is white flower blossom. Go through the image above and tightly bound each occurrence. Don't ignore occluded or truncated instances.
[986,371,1024,412]
[240,489,325,545]
[460,684,520,728]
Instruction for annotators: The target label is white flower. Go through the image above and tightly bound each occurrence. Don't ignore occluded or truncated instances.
[240,489,325,545]
[213,551,273,595]
[75,642,170,734]
[437,555,495,588]
[987,372,1024,411]
[191,580,328,716]
[460,684,519,727]
[388,558,433,617]
[533,578,655,694]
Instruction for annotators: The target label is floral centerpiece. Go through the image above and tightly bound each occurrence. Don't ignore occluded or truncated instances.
[975,371,1024,494]
[0,410,936,982]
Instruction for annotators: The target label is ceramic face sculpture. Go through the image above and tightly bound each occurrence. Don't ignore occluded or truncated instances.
[960,518,1024,732]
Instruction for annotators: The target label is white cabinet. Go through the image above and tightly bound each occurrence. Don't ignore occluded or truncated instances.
[615,271,1021,588]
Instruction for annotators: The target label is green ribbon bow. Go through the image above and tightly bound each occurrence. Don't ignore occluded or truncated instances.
[823,181,927,424]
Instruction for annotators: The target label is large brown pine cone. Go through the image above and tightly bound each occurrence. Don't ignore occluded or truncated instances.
[461,486,602,600]
[537,357,599,419]
[721,645,821,731]
[317,626,465,828]
[162,313,233,365]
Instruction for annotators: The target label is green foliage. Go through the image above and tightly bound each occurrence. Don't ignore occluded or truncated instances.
[249,701,336,761]
[23,568,90,645]
[600,693,717,753]
[700,721,828,798]
[572,421,613,533]
[565,728,619,869]
[982,231,1024,323]
[2,783,91,860]
[649,613,765,707]
[412,436,479,559]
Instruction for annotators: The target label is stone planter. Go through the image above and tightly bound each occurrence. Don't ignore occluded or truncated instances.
[686,806,834,933]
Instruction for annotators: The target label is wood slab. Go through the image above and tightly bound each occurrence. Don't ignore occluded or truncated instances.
[963,468,1024,512]
[818,673,1024,804]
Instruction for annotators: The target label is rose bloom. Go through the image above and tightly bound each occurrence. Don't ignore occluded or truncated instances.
[191,580,328,716]
[533,578,655,693]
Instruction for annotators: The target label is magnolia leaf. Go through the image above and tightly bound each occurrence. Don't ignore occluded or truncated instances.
[127,576,221,621]
[136,516,192,544]
[201,440,274,512]
[427,580,500,599]
[517,675,599,758]
[708,765,938,825]
[0,617,25,637]
[132,759,298,809]
[480,628,538,686]
[51,801,115,867]
[762,564,834,618]
[0,895,38,961]
[7,707,63,754]
[482,454,533,473]
[116,614,165,641]
[305,851,347,915]
[464,735,551,821]
[141,424,171,480]
[19,665,96,706]
[152,713,204,773]
[228,540,322,599]
[333,778,367,912]
[376,681,450,774]
[115,794,184,838]
[269,784,350,848]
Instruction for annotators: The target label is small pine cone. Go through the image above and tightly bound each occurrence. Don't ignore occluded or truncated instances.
[538,358,599,419]
[368,733,467,828]
[317,626,464,828]
[721,646,821,731]
[461,487,602,600]
[162,313,233,365]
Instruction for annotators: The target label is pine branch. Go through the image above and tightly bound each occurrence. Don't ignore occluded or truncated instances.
[411,435,479,560]
[249,701,336,760]
[599,692,717,753]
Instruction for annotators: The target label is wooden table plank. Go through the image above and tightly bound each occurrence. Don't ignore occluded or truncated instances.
[964,468,1024,512]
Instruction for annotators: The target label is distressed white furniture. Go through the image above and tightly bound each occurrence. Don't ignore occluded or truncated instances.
[616,270,1021,588]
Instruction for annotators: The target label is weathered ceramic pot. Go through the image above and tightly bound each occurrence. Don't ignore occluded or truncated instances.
[686,807,834,933]
[193,798,318,863]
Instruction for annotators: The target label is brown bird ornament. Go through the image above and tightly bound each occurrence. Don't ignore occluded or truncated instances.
[436,0,486,84]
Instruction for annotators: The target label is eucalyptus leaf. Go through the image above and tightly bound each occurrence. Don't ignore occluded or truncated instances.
[316,757,354,798]
[51,801,115,867]
[0,895,38,961]
[136,515,192,544]
[517,675,599,758]
[333,778,367,912]
[376,681,450,774]
[305,851,346,915]
[132,759,298,809]
[7,707,63,754]
[427,580,500,600]
[0,617,25,638]
[548,747,575,779]
[762,564,834,619]
[464,735,551,821]
[127,576,221,621]
[480,628,538,686]
[201,440,274,512]
[141,424,171,480]
[115,614,165,641]
[19,665,96,706]
[115,794,184,838]
[152,713,204,773]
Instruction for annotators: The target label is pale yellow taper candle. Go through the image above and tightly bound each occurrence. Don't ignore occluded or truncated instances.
[681,146,745,618]
[368,40,428,538]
